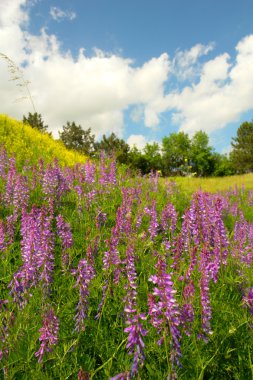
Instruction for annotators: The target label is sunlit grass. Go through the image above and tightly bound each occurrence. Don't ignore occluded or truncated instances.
[166,173,253,194]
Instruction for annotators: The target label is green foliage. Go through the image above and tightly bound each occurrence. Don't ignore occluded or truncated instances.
[143,142,162,172]
[190,131,215,176]
[128,146,150,174]
[230,120,253,173]
[23,112,49,134]
[213,153,235,177]
[162,132,191,176]
[94,132,130,163]
[59,121,96,156]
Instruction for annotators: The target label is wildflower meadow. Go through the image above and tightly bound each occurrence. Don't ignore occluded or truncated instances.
[1,140,253,379]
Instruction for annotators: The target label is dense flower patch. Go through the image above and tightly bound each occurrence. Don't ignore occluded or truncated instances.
[0,115,87,167]
[1,147,253,379]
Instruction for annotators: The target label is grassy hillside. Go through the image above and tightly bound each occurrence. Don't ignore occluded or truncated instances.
[0,114,86,167]
[166,172,253,194]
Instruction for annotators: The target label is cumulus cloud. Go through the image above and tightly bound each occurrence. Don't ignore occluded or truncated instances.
[172,42,215,81]
[1,1,253,141]
[50,6,76,22]
[127,134,148,150]
[0,0,170,137]
[163,35,253,135]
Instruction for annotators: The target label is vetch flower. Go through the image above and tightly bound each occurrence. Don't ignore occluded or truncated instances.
[72,258,94,332]
[148,257,182,367]
[35,307,59,363]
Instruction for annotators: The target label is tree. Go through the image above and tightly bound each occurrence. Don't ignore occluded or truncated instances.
[162,132,191,176]
[143,142,162,172]
[94,132,130,163]
[128,146,150,174]
[59,122,95,156]
[190,130,215,176]
[23,112,48,133]
[230,121,253,173]
[213,153,235,177]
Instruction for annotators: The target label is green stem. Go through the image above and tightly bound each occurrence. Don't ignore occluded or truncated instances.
[91,338,127,379]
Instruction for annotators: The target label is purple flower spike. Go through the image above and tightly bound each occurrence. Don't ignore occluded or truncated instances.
[110,372,130,380]
[35,307,59,363]
[243,287,253,316]
[148,257,182,367]
[56,214,73,268]
[72,258,94,332]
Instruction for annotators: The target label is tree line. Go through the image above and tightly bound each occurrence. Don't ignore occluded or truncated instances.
[22,112,253,177]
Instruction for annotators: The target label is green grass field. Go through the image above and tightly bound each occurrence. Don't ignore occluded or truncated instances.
[1,117,253,379]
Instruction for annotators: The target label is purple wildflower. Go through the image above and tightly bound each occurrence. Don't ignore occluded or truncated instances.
[0,147,8,180]
[181,281,195,336]
[42,161,69,202]
[56,214,73,268]
[36,206,55,289]
[110,372,130,380]
[108,158,117,186]
[8,205,55,307]
[56,215,73,249]
[124,314,147,377]
[148,200,159,241]
[0,221,7,252]
[84,160,96,184]
[149,170,159,192]
[122,245,147,377]
[243,287,253,316]
[35,307,59,363]
[78,369,90,380]
[99,151,108,185]
[72,258,95,332]
[148,257,182,367]
[4,157,16,207]
[12,173,30,216]
[198,263,213,341]
[161,203,177,233]
[95,210,107,229]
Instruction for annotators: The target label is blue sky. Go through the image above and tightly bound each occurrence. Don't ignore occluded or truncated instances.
[1,0,253,153]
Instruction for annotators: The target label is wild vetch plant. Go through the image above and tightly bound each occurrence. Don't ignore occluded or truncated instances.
[1,146,253,379]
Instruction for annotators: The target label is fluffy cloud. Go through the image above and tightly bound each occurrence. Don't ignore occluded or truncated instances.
[0,1,170,137]
[50,6,76,22]
[172,42,215,81]
[127,134,148,150]
[1,1,253,141]
[163,35,253,135]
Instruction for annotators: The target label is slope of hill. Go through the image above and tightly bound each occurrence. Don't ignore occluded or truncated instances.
[0,114,86,166]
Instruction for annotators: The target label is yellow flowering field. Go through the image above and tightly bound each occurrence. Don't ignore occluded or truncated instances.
[0,114,87,166]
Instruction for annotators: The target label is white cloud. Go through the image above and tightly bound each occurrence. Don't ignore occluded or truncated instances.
[163,35,253,135]
[172,42,215,81]
[1,1,253,142]
[0,2,170,137]
[127,134,148,150]
[50,6,76,22]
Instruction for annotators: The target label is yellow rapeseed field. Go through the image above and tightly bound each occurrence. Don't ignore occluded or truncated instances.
[0,114,87,166]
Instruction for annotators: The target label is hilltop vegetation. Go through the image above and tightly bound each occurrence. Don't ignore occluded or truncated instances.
[0,115,87,167]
